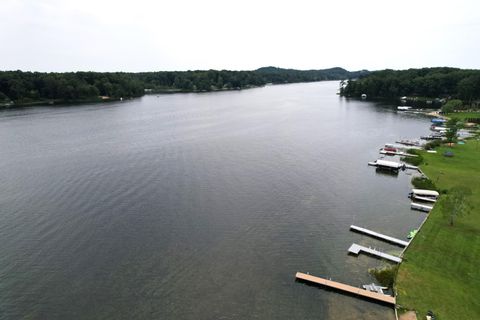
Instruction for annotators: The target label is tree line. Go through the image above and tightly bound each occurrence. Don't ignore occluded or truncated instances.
[341,67,480,104]
[0,67,368,106]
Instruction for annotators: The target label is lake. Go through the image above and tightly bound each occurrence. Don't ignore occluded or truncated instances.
[0,81,430,319]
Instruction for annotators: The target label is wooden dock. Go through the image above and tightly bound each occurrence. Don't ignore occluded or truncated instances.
[350,225,409,247]
[295,272,396,305]
[348,243,402,263]
[404,164,419,170]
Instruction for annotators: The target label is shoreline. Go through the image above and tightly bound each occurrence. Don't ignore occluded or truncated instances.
[394,119,480,319]
[0,80,333,108]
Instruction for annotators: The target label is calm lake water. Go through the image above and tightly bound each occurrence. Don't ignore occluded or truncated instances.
[0,81,430,320]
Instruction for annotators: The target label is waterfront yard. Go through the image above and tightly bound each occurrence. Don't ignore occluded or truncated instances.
[396,139,480,319]
[448,111,480,121]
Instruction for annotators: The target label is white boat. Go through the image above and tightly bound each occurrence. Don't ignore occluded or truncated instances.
[368,159,406,170]
[430,126,447,133]
[410,189,439,200]
[421,134,443,140]
[379,149,397,156]
[397,106,412,110]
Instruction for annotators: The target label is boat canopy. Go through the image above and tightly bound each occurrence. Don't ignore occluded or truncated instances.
[376,159,403,169]
[412,189,439,198]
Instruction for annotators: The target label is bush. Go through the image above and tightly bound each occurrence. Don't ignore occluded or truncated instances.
[368,265,398,287]
[402,149,424,166]
[403,156,423,166]
[0,91,10,101]
[425,140,442,150]
[412,177,437,190]
[441,99,463,114]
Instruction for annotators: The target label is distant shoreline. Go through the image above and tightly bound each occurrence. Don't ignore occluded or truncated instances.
[0,67,369,108]
[0,79,338,108]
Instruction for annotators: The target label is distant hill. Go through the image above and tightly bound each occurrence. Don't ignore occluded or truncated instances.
[255,66,369,83]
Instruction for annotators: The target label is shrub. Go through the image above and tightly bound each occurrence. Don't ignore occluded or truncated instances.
[368,265,398,287]
[402,149,424,166]
[441,99,463,114]
[425,140,442,150]
[412,176,437,190]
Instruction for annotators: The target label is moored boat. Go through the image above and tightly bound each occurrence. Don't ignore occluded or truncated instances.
[409,189,439,200]
[431,118,447,124]
[368,159,406,170]
[421,134,443,140]
[395,139,421,147]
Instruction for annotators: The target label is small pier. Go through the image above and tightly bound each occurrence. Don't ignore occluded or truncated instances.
[295,272,396,305]
[348,243,402,263]
[412,195,437,203]
[411,202,433,212]
[350,225,409,247]
[379,150,418,157]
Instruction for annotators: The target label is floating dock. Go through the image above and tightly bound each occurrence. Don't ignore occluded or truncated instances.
[348,243,402,263]
[411,202,433,212]
[295,272,396,305]
[411,189,439,199]
[379,150,418,157]
[350,225,409,247]
[412,195,437,203]
[395,140,422,147]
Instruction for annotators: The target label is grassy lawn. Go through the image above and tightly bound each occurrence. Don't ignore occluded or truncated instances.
[445,111,480,121]
[396,139,480,319]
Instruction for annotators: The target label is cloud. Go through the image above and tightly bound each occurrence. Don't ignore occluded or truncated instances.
[1,0,479,71]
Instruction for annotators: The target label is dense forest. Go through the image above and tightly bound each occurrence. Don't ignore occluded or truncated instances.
[0,67,368,106]
[341,67,480,104]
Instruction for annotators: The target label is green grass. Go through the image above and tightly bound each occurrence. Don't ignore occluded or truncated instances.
[446,111,480,121]
[396,140,480,319]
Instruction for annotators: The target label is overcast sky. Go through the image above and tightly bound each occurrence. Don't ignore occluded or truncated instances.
[1,0,479,72]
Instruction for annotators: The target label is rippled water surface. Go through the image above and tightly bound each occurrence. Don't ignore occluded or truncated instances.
[0,82,430,319]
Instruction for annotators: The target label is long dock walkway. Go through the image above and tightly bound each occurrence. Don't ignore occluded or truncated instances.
[295,272,396,305]
[379,150,418,157]
[348,243,402,263]
[350,225,409,247]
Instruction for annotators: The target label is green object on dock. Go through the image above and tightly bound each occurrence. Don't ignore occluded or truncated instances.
[407,229,418,239]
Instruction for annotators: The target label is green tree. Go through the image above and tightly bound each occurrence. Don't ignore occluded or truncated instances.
[441,186,472,226]
[457,75,480,103]
[0,91,9,101]
[216,76,224,89]
[442,99,462,114]
[445,117,459,143]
